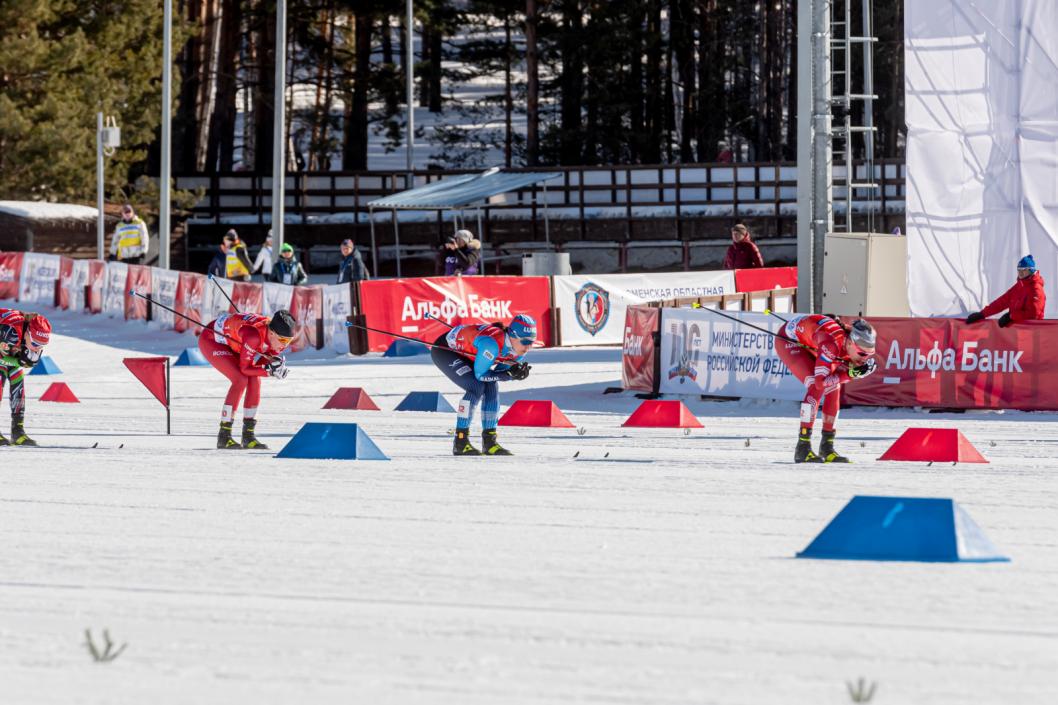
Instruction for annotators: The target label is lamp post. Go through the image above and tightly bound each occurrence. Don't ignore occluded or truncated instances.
[160,0,172,269]
[271,0,288,258]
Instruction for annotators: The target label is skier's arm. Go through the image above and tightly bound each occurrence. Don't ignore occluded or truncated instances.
[472,336,502,380]
[236,328,271,377]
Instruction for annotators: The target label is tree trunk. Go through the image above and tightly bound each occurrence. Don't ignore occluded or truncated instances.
[673,0,696,162]
[525,0,539,166]
[559,0,584,165]
[343,11,372,170]
[207,0,241,172]
[253,1,276,172]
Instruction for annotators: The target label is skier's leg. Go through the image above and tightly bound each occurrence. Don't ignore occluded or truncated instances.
[776,340,821,462]
[241,377,266,449]
[431,343,484,455]
[818,387,849,462]
[199,333,247,448]
[480,381,511,456]
[0,365,10,445]
[7,364,32,446]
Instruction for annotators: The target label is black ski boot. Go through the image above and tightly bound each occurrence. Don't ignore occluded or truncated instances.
[794,430,821,463]
[0,430,9,446]
[481,429,512,456]
[217,421,240,449]
[453,429,481,456]
[241,419,268,450]
[10,414,36,447]
[818,430,850,463]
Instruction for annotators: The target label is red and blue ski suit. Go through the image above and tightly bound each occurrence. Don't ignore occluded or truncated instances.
[431,323,526,431]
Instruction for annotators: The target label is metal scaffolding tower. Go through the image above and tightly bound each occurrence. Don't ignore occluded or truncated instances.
[797,0,878,312]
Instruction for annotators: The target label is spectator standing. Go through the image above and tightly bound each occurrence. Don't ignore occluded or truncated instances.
[207,239,227,278]
[253,231,274,281]
[270,243,309,286]
[109,204,150,265]
[716,140,734,164]
[223,229,253,282]
[722,223,764,270]
[337,239,369,284]
[442,230,481,276]
[966,255,1046,327]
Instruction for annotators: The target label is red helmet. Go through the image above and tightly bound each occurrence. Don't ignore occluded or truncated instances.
[27,315,51,348]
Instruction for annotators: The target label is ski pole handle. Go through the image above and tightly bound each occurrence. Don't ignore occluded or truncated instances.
[424,312,456,329]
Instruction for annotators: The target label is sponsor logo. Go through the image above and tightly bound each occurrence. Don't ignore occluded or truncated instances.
[623,326,644,357]
[574,282,610,336]
[401,294,513,323]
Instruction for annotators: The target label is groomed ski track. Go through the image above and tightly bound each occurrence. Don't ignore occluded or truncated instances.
[1,306,1056,704]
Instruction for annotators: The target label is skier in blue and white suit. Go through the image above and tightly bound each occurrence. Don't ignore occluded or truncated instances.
[430,314,537,456]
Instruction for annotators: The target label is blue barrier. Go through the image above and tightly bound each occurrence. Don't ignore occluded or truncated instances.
[275,422,389,461]
[797,495,1009,563]
[174,347,209,366]
[383,338,430,357]
[395,391,456,413]
[29,356,62,375]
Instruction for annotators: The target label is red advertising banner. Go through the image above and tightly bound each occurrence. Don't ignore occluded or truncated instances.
[56,257,74,309]
[734,266,797,292]
[358,276,553,352]
[0,252,23,300]
[175,272,207,333]
[231,281,264,314]
[289,285,323,352]
[844,317,1058,410]
[621,305,659,392]
[86,260,106,313]
[125,265,152,320]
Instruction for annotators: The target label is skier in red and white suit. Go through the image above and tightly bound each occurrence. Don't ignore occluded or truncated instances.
[198,310,297,449]
[775,314,877,463]
[0,308,52,446]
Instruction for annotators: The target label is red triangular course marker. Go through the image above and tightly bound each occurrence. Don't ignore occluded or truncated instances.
[323,387,380,410]
[498,400,575,428]
[39,382,79,403]
[123,357,169,408]
[878,427,988,464]
[622,399,703,428]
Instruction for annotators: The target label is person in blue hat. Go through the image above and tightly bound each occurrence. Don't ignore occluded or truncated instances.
[430,314,537,456]
[966,255,1046,327]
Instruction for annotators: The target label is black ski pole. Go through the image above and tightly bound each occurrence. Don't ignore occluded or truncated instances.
[343,320,468,355]
[207,273,240,313]
[692,302,803,346]
[424,311,456,329]
[129,290,281,361]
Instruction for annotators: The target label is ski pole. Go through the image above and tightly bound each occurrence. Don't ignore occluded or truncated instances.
[764,308,790,324]
[129,290,281,361]
[207,273,240,313]
[424,311,456,329]
[692,302,803,346]
[343,320,452,353]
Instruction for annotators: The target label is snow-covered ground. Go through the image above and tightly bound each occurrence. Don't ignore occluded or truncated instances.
[2,304,1057,704]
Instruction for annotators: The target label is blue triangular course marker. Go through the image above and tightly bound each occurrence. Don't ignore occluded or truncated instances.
[174,347,209,366]
[796,495,1009,563]
[276,422,389,460]
[29,356,61,375]
[395,391,456,413]
[383,338,430,357]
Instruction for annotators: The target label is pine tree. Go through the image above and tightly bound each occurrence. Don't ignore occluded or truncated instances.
[0,0,188,201]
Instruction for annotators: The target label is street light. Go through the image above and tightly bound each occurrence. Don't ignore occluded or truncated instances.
[96,113,120,260]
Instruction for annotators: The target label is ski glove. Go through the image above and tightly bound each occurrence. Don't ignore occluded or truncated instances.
[266,357,289,379]
[848,357,877,379]
[507,362,531,381]
[965,311,984,324]
[998,312,1013,328]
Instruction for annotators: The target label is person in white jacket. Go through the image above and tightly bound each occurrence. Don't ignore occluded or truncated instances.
[253,232,274,281]
[109,204,150,265]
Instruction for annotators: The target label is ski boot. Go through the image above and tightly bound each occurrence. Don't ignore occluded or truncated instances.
[818,430,850,463]
[453,429,481,456]
[794,430,821,463]
[241,419,268,450]
[481,429,512,456]
[217,421,241,449]
[10,415,37,447]
[0,430,9,446]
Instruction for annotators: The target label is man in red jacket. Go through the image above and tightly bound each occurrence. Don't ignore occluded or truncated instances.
[966,255,1046,327]
[722,223,764,269]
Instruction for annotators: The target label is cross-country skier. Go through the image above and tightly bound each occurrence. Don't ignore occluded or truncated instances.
[0,308,52,446]
[430,314,536,456]
[198,310,297,449]
[775,314,877,463]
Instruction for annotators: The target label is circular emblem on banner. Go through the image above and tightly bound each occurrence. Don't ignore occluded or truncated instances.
[574,282,610,336]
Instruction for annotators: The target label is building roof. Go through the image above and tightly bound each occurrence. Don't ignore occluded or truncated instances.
[367,169,561,209]
[0,201,99,221]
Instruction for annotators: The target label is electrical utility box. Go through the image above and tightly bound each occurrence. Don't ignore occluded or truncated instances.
[822,232,910,317]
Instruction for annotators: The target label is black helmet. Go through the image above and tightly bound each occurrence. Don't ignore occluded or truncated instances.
[269,309,297,339]
[848,318,876,351]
